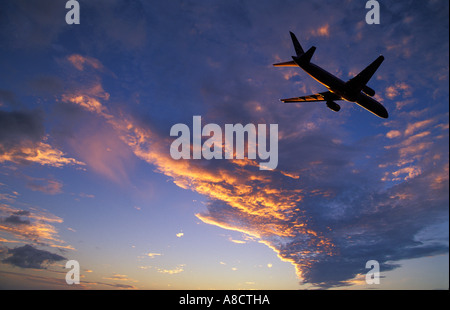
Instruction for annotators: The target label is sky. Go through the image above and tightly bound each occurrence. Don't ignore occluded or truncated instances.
[0,0,448,290]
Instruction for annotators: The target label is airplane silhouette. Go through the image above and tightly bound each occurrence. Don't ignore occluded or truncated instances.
[274,32,389,118]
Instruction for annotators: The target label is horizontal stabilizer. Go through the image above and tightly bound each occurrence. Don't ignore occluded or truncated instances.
[281,91,340,103]
[362,85,375,97]
[273,60,298,67]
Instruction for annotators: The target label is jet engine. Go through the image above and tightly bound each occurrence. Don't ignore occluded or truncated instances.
[326,101,341,112]
[362,86,375,97]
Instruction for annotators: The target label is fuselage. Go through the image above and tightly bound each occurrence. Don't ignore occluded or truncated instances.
[293,56,388,118]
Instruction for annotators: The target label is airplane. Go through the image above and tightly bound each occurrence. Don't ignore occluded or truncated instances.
[274,32,389,118]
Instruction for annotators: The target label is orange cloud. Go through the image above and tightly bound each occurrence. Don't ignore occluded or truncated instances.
[67,54,104,72]
[58,60,336,282]
[145,252,162,258]
[103,274,138,282]
[60,89,335,283]
[385,82,412,99]
[0,203,73,250]
[107,118,334,280]
[0,140,85,168]
[156,264,185,274]
[26,178,63,195]
[404,119,434,136]
[311,24,330,37]
[386,130,401,139]
[392,166,422,180]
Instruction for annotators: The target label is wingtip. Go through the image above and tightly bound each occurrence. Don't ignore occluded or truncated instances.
[379,106,389,119]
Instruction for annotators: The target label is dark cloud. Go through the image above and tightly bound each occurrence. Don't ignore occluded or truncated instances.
[0,204,68,248]
[0,109,45,156]
[13,210,31,216]
[2,245,67,269]
[2,215,31,226]
[303,170,448,287]
[0,108,83,167]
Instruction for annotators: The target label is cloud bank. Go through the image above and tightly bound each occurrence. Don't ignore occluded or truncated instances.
[2,244,66,269]
[58,47,448,287]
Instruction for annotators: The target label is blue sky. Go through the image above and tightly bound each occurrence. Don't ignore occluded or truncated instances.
[0,0,448,289]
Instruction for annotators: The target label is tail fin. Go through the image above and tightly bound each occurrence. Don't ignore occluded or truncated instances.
[290,31,304,56]
[291,32,315,63]
[346,55,384,92]
[273,32,314,67]
[300,46,316,63]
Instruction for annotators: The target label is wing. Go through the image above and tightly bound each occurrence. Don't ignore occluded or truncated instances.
[281,91,341,103]
[346,55,384,93]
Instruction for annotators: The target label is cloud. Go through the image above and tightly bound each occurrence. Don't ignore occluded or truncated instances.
[99,283,137,289]
[2,215,31,226]
[0,140,85,168]
[55,67,136,184]
[386,130,401,139]
[385,82,412,100]
[103,273,138,283]
[26,178,63,195]
[156,264,185,274]
[63,119,135,184]
[0,109,85,168]
[0,110,44,149]
[310,24,330,37]
[404,119,435,136]
[145,253,162,258]
[67,54,105,72]
[0,203,72,250]
[2,244,66,269]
